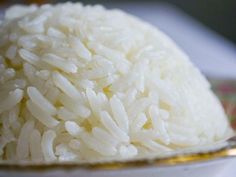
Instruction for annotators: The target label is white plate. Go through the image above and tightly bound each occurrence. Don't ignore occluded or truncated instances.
[0,159,235,177]
[1,139,236,177]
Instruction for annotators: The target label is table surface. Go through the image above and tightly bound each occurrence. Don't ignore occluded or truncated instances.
[0,2,236,177]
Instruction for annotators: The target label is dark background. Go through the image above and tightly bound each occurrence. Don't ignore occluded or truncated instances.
[1,0,236,45]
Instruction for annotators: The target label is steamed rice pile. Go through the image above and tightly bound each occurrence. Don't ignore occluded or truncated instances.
[0,3,233,163]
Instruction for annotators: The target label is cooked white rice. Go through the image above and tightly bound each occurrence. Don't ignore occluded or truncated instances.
[0,3,233,163]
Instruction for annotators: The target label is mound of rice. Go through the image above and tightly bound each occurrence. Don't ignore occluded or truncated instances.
[0,3,233,163]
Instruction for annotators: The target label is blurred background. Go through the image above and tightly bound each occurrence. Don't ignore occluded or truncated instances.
[0,0,236,78]
[1,0,236,44]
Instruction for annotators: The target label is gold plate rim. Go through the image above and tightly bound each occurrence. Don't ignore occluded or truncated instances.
[1,137,236,171]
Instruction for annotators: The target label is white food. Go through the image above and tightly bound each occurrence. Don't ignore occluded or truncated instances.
[0,3,233,163]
